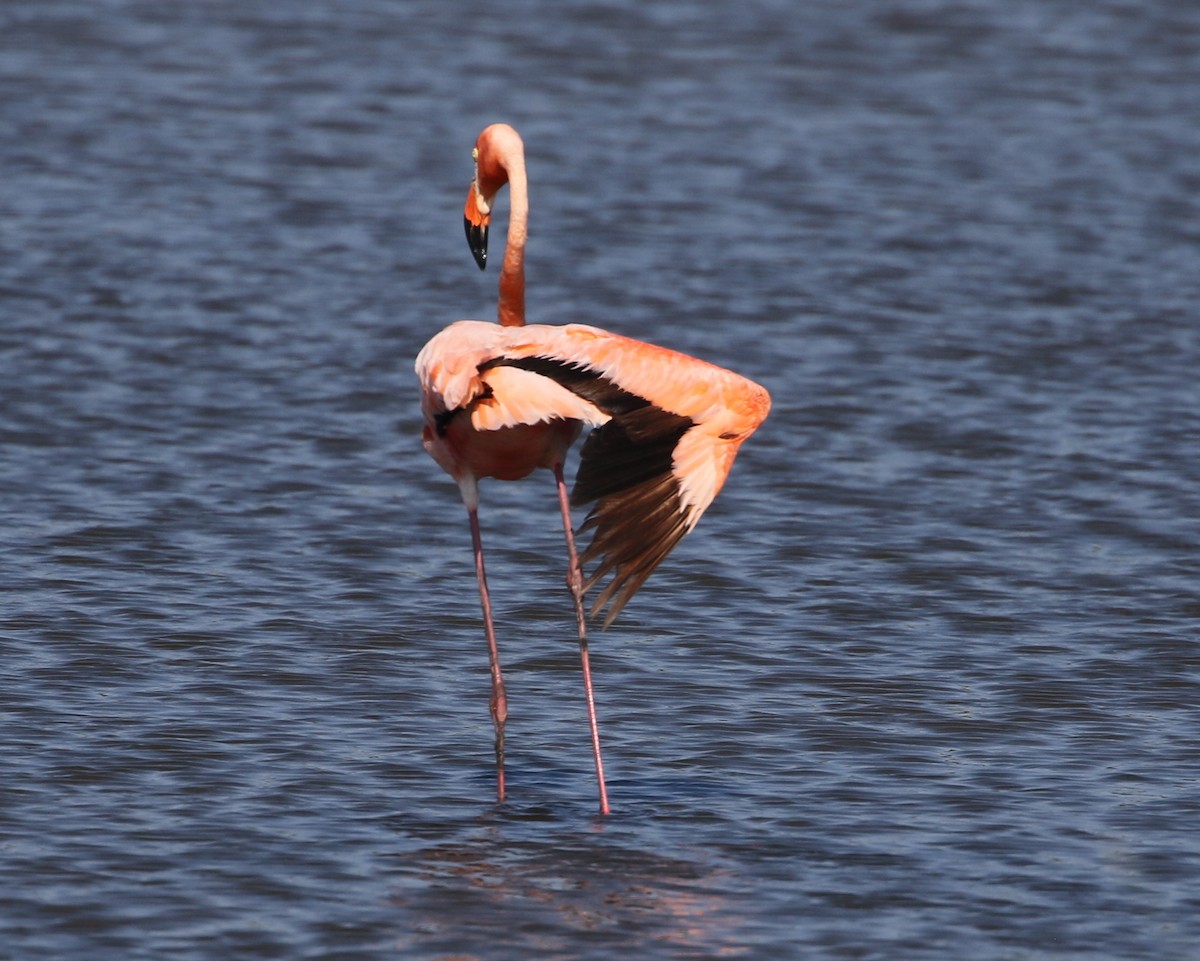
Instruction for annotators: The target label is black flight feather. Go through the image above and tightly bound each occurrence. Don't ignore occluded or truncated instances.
[483,355,695,624]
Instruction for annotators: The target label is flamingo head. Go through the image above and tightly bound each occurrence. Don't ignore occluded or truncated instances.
[463,124,522,271]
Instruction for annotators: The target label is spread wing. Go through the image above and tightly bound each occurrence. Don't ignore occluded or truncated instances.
[483,325,769,626]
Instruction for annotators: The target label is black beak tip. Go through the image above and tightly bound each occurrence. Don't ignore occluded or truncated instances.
[464,218,488,270]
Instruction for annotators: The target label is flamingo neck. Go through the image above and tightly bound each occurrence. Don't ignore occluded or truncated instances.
[497,156,527,327]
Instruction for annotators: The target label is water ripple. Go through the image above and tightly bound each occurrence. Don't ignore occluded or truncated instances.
[4,1,1200,959]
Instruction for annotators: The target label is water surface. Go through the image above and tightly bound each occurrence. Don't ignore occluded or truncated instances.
[3,1,1199,958]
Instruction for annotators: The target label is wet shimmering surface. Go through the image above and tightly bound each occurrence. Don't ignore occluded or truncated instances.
[3,1,1199,958]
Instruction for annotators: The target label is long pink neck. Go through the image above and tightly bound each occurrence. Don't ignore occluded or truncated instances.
[497,154,527,327]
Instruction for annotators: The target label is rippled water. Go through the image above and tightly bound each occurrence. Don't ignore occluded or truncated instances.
[3,1,1199,958]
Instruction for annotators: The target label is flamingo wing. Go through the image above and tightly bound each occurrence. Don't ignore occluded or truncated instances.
[466,366,611,434]
[481,324,771,625]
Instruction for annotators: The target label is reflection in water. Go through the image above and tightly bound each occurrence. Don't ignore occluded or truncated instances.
[393,817,749,958]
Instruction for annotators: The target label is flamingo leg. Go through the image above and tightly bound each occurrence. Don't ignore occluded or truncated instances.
[553,462,611,815]
[468,506,507,803]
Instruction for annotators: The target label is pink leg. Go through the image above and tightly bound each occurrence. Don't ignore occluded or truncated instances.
[554,463,611,815]
[468,507,507,803]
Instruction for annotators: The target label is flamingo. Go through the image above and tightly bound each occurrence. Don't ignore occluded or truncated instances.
[415,123,770,814]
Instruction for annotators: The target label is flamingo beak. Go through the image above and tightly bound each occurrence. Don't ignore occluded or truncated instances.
[463,185,490,271]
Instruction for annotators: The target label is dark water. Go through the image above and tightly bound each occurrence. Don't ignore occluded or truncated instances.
[3,1,1199,958]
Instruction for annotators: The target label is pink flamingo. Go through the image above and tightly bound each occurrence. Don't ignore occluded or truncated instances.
[416,124,770,814]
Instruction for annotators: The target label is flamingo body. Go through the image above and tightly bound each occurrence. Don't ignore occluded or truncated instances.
[417,319,770,622]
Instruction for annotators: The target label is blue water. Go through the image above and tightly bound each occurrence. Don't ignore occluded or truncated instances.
[3,1,1199,958]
